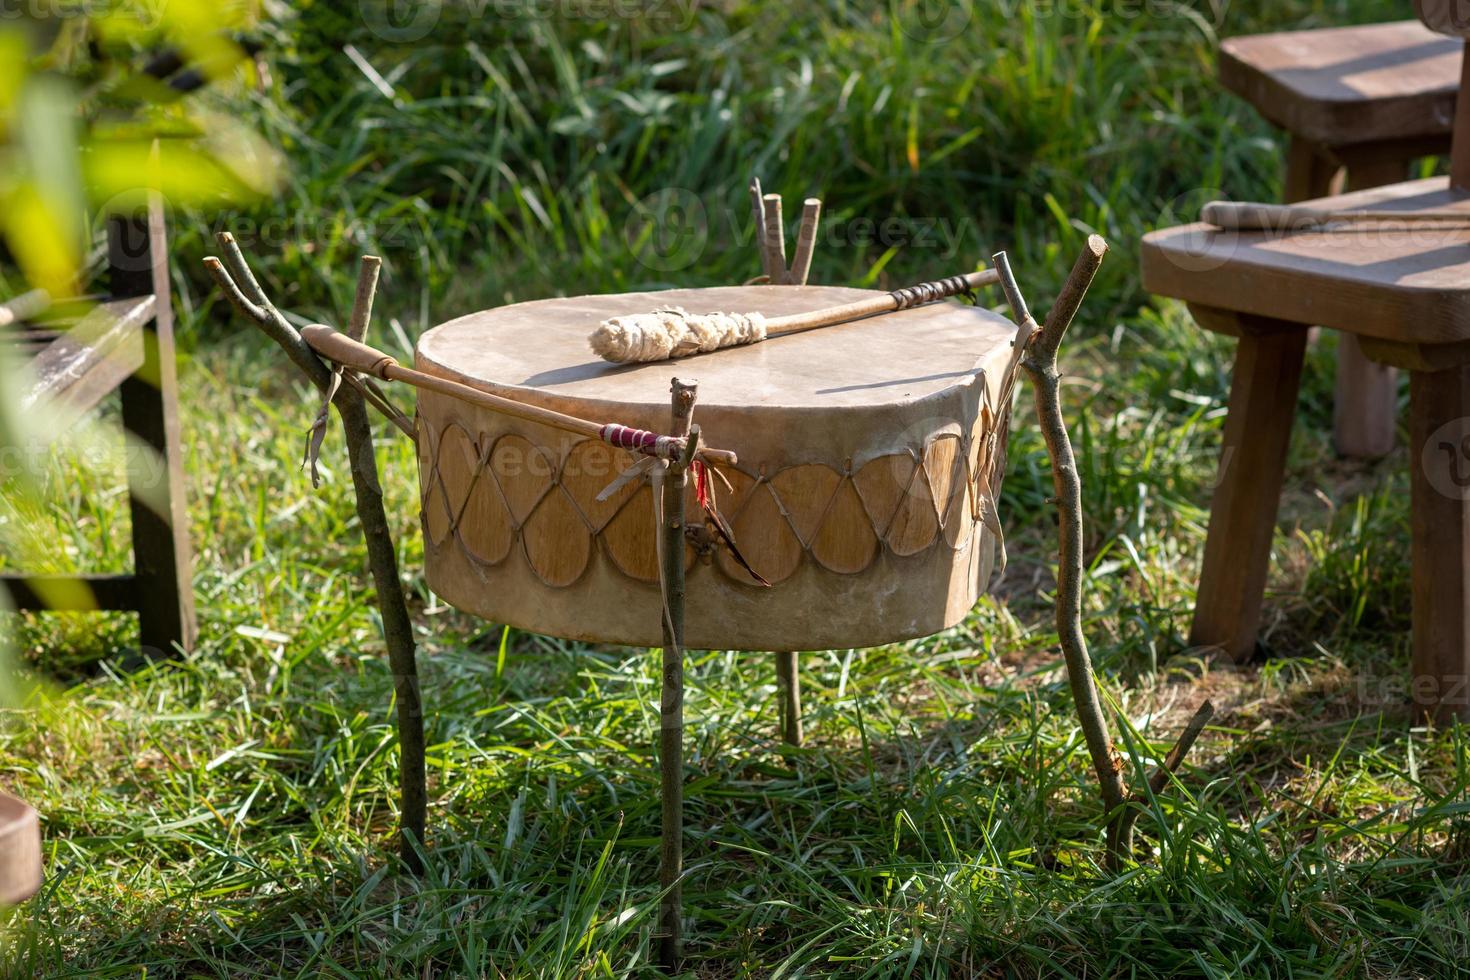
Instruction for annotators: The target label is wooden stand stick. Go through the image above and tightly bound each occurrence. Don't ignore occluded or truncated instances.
[748,177,773,281]
[787,199,822,286]
[996,244,1128,860]
[761,193,787,285]
[658,379,697,971]
[998,239,1214,868]
[775,650,802,747]
[203,235,428,875]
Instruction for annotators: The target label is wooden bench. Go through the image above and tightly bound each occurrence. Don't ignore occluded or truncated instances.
[1219,20,1460,458]
[1,198,195,656]
[1142,9,1470,722]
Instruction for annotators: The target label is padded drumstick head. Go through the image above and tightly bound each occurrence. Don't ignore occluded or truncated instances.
[589,307,767,363]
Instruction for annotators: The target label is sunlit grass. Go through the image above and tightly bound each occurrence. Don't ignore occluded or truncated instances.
[6,0,1470,975]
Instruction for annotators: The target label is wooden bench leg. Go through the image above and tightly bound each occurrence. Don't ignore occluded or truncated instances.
[1282,136,1342,204]
[1409,365,1470,723]
[1332,156,1404,459]
[1334,333,1398,459]
[1283,140,1398,459]
[1189,325,1307,662]
[111,203,196,656]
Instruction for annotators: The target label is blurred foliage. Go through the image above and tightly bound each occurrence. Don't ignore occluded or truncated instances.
[0,2,279,657]
[0,2,281,482]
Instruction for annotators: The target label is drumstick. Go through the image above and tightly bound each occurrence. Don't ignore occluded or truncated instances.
[1201,200,1470,232]
[300,324,739,466]
[589,268,1001,364]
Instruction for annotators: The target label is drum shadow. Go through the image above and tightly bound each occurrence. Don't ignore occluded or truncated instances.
[816,369,972,394]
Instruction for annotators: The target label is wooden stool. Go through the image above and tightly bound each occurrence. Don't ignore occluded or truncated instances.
[1219,21,1460,457]
[1143,171,1470,721]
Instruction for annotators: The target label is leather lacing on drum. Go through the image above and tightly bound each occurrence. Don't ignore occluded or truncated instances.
[418,314,1033,594]
[421,348,1028,594]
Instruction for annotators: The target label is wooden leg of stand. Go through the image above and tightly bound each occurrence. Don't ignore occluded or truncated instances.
[776,651,802,747]
[1409,365,1470,723]
[339,389,426,872]
[659,380,696,972]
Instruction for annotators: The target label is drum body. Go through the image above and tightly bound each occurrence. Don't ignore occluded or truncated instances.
[414,285,1018,651]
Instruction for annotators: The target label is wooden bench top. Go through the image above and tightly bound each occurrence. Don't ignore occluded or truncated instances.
[1141,177,1470,345]
[2,296,152,435]
[1219,21,1460,145]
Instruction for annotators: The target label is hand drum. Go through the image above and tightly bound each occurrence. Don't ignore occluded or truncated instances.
[414,285,1020,651]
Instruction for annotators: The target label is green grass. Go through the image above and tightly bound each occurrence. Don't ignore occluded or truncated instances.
[5,1,1470,976]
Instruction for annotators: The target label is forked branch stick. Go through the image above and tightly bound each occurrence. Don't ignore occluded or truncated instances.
[203,234,427,874]
[997,237,1213,869]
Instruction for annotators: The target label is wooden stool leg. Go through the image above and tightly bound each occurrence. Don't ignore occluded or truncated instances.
[775,651,802,747]
[1332,157,1404,459]
[110,201,196,656]
[1409,366,1470,723]
[1189,325,1308,661]
[1334,334,1398,458]
[1282,136,1342,205]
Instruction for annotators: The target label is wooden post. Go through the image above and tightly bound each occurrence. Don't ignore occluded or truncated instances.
[110,197,196,656]
[1408,364,1470,723]
[1188,320,1308,661]
[658,378,697,971]
[775,650,802,747]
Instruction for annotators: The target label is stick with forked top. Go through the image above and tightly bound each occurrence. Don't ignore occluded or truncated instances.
[589,268,1001,364]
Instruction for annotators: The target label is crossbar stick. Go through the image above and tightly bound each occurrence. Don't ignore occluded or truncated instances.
[298,324,738,467]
